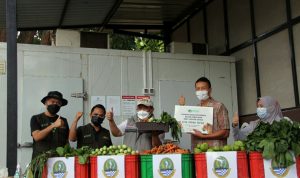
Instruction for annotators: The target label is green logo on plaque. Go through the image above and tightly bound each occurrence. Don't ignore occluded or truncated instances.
[158,157,175,178]
[188,109,199,113]
[213,156,231,178]
[270,159,290,177]
[51,160,68,178]
[102,158,119,178]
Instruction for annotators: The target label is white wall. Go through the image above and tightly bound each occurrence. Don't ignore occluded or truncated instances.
[0,43,238,167]
[232,47,257,115]
[257,30,294,108]
[152,53,237,146]
[0,45,7,169]
[55,29,81,47]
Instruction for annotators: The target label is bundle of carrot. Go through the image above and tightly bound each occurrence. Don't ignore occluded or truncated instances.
[142,143,190,154]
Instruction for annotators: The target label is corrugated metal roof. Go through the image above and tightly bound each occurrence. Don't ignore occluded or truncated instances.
[17,0,65,28]
[0,0,5,27]
[62,0,114,26]
[109,0,198,25]
[0,0,205,30]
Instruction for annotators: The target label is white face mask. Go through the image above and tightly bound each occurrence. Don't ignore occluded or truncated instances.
[257,107,269,119]
[196,90,209,101]
[137,110,150,120]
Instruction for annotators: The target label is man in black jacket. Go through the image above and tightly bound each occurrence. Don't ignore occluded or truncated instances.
[30,91,69,159]
[69,104,112,148]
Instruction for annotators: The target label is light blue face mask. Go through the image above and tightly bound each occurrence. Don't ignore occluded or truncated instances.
[257,107,269,119]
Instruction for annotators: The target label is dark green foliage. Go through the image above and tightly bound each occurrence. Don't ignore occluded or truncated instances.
[245,119,300,168]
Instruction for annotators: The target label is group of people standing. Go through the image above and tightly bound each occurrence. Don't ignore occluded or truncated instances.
[30,77,286,160]
[30,91,161,159]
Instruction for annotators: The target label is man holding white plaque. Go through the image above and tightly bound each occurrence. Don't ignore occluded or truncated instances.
[177,77,230,149]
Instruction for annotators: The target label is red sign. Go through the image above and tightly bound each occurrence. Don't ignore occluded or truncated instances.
[136,96,150,100]
[122,96,136,99]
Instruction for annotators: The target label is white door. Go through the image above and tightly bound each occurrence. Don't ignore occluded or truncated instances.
[159,80,199,150]
[17,76,84,170]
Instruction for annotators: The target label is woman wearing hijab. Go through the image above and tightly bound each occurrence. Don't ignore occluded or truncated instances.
[232,96,284,140]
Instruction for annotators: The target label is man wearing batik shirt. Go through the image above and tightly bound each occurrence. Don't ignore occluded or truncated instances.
[178,77,230,149]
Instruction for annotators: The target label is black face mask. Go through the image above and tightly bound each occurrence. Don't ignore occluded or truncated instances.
[47,104,61,115]
[91,116,105,127]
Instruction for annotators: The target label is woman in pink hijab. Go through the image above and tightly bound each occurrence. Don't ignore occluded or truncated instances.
[232,96,283,140]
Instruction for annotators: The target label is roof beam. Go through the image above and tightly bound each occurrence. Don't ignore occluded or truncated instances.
[100,0,124,32]
[113,29,163,40]
[17,24,166,31]
[58,0,71,28]
[172,0,215,32]
[106,24,165,30]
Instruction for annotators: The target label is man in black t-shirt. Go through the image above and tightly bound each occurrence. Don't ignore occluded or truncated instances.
[69,104,112,149]
[30,91,69,159]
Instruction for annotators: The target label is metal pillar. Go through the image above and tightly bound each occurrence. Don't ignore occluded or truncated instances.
[249,0,261,98]
[6,0,18,175]
[286,0,299,106]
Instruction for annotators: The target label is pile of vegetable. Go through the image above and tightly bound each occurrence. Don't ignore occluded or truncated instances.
[148,112,182,142]
[142,143,189,154]
[56,145,92,164]
[29,149,57,178]
[245,119,300,168]
[90,144,138,156]
[194,141,245,153]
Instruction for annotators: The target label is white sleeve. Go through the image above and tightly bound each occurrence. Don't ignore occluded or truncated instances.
[159,133,165,143]
[117,120,128,135]
[233,122,254,141]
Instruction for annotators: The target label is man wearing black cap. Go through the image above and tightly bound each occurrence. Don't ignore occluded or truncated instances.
[30,91,69,159]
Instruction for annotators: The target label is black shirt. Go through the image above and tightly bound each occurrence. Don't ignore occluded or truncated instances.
[77,124,112,149]
[30,113,69,159]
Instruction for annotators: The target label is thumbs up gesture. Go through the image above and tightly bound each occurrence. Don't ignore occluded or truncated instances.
[178,95,186,106]
[232,112,239,128]
[106,108,114,121]
[53,116,63,128]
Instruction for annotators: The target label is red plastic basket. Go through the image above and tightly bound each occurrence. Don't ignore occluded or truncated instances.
[75,157,89,178]
[237,151,249,178]
[194,151,249,178]
[194,153,207,178]
[249,152,265,178]
[125,155,140,178]
[42,165,47,178]
[297,156,300,177]
[90,156,98,178]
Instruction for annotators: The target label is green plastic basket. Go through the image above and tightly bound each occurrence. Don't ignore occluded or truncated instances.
[140,154,194,178]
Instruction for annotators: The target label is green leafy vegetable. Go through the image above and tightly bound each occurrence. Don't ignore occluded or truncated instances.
[157,112,182,142]
[245,119,300,168]
[74,146,92,164]
[29,149,57,178]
